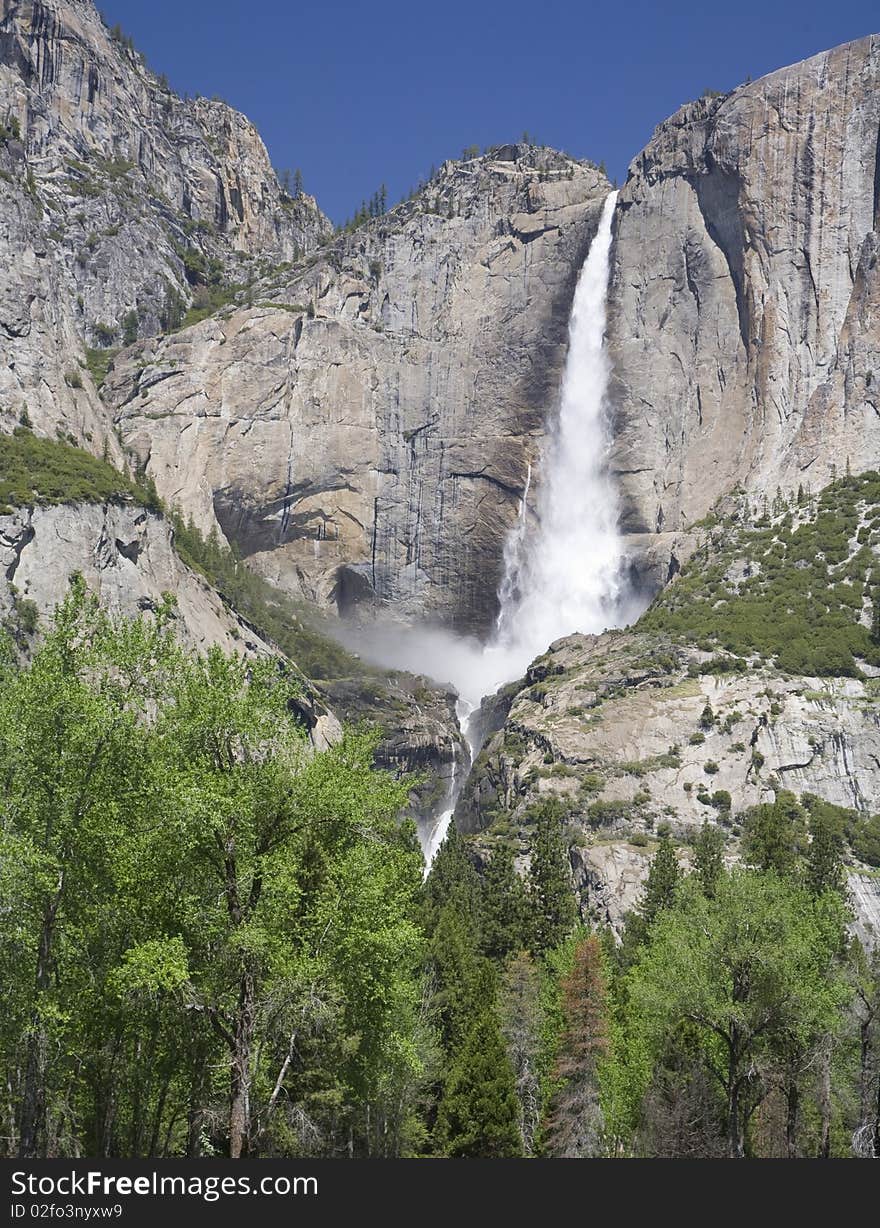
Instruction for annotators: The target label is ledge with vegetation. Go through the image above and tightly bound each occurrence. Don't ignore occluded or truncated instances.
[0,427,159,514]
[640,471,880,677]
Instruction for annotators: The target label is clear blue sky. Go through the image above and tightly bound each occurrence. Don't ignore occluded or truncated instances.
[100,0,878,224]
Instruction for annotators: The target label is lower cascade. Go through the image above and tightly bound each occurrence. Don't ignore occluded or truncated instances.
[418,189,630,862]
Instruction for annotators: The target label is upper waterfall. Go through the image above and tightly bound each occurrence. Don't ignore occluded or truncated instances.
[493,189,623,667]
[454,188,627,708]
[416,190,628,861]
[276,187,629,725]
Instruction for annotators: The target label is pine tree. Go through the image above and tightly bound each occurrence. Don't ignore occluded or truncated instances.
[640,833,681,925]
[481,841,528,960]
[693,821,725,897]
[544,936,609,1157]
[436,1009,523,1156]
[742,790,807,876]
[805,802,845,896]
[429,903,491,1055]
[623,831,682,960]
[422,823,482,939]
[526,799,576,953]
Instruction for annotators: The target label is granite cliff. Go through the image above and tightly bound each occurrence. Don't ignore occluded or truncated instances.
[106,147,610,633]
[0,0,329,447]
[609,34,880,590]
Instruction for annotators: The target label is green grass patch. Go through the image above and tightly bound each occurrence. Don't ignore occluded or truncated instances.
[84,347,119,388]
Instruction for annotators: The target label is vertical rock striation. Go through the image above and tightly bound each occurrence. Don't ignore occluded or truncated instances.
[107,149,611,633]
[609,34,880,590]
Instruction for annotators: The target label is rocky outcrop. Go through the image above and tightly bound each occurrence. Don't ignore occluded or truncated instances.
[0,495,470,804]
[0,500,354,749]
[320,672,463,825]
[460,630,880,832]
[106,149,611,633]
[0,0,330,444]
[0,499,269,654]
[0,125,118,458]
[609,35,880,591]
[850,872,880,950]
[458,629,880,936]
[570,841,653,936]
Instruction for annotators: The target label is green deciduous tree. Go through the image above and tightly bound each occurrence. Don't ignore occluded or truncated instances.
[0,580,181,1157]
[156,653,419,1157]
[626,871,851,1157]
[0,585,425,1159]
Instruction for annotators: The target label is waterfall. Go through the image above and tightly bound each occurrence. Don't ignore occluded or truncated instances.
[417,189,627,863]
[419,698,476,869]
[494,189,623,665]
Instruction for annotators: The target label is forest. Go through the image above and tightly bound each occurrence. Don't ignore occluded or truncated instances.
[1,580,878,1159]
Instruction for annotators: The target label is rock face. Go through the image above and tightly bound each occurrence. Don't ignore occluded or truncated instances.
[849,873,880,950]
[0,124,116,456]
[610,35,880,590]
[570,841,653,937]
[107,149,611,633]
[0,499,358,750]
[457,629,880,936]
[320,672,463,826]
[459,631,880,834]
[0,499,268,654]
[0,0,329,444]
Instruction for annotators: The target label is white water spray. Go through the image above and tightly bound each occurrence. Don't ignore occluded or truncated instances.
[423,191,627,702]
[495,189,625,667]
[350,191,629,862]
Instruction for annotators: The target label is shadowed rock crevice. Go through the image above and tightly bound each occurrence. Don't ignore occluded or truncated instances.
[691,157,749,349]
